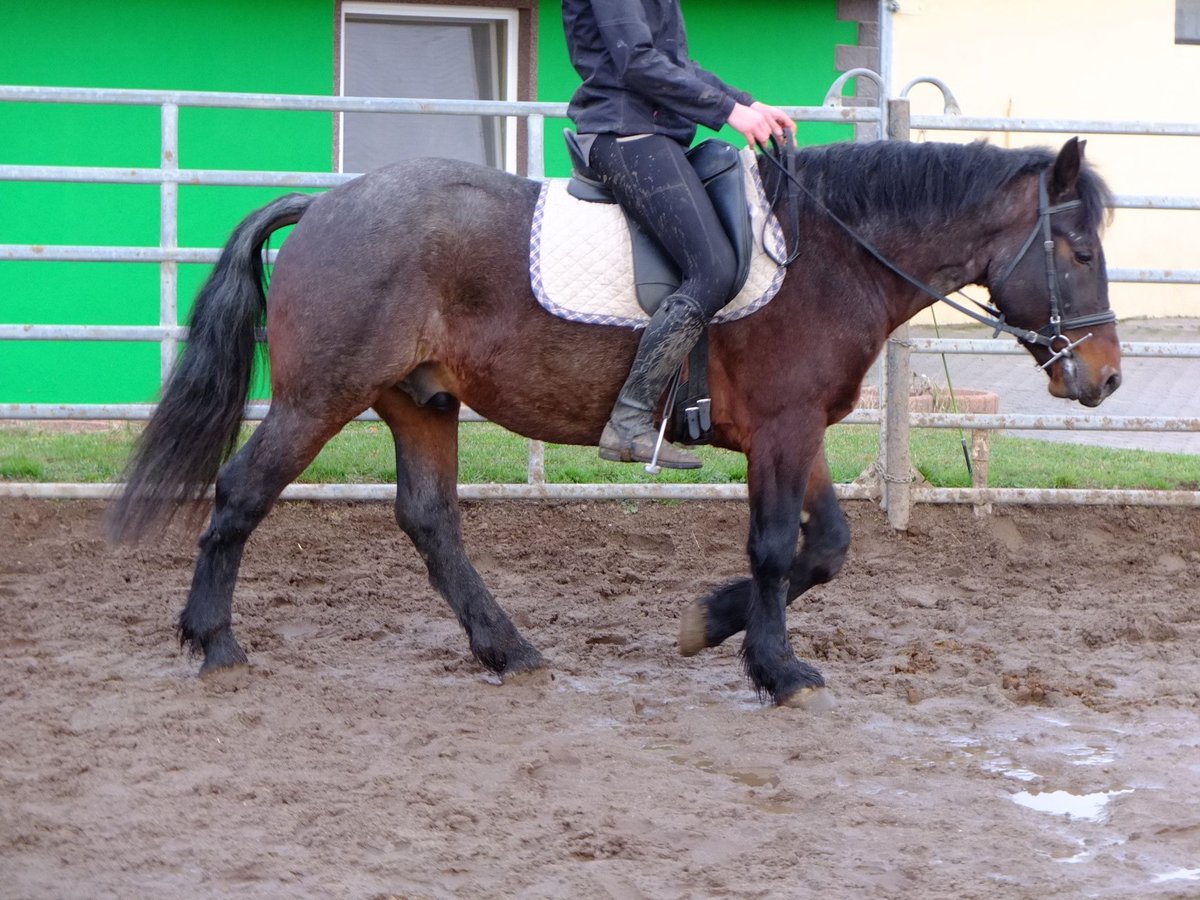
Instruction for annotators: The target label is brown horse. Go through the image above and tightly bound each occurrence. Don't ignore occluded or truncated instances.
[109,137,1121,707]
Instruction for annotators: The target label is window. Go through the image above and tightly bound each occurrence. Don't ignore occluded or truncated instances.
[1179,0,1200,44]
[340,3,520,173]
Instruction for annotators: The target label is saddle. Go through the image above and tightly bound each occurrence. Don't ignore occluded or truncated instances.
[563,131,754,314]
[562,131,757,445]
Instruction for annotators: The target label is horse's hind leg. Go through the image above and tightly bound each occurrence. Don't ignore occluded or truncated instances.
[679,455,849,655]
[375,389,545,677]
[180,403,339,672]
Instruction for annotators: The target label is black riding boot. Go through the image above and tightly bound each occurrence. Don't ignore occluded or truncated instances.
[599,295,706,469]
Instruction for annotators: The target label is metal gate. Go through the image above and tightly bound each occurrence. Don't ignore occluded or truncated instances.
[1,81,1197,516]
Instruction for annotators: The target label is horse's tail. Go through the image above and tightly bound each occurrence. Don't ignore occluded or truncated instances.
[107,192,315,543]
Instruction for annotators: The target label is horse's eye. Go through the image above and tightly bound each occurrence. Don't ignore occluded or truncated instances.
[1074,251,1093,265]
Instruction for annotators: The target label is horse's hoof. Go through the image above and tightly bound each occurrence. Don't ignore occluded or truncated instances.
[779,686,837,711]
[678,601,708,657]
[198,630,248,674]
[497,644,547,678]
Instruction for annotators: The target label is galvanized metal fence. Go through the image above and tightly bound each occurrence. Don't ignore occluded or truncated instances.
[1,82,1197,515]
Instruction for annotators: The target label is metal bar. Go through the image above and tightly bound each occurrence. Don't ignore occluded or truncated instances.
[159,102,179,383]
[524,114,548,486]
[6,402,1191,434]
[911,487,1200,507]
[1,245,238,263]
[0,86,572,115]
[4,325,1196,362]
[1,86,879,124]
[882,98,913,530]
[13,247,1197,285]
[910,114,1200,138]
[0,481,881,502]
[908,339,1200,358]
[1112,196,1200,210]
[2,480,1196,508]
[908,413,1200,431]
[1108,268,1200,284]
[0,164,358,188]
[0,402,482,423]
[526,113,545,180]
[0,326,190,341]
[840,409,1200,432]
[7,164,1197,217]
[5,402,1193,435]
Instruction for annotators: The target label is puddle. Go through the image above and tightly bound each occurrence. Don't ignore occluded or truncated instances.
[665,755,779,789]
[1012,788,1133,823]
[1153,868,1200,884]
[1061,743,1116,767]
[559,674,630,694]
[646,744,782,792]
[944,737,1039,782]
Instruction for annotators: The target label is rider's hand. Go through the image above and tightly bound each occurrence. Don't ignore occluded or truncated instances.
[751,102,796,143]
[727,102,796,148]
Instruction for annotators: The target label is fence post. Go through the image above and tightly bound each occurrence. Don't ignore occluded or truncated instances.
[882,97,913,530]
[525,113,547,486]
[159,102,179,384]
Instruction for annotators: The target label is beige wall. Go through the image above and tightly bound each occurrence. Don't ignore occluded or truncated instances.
[889,0,1199,323]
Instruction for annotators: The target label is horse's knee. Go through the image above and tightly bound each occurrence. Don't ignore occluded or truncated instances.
[392,484,452,547]
[749,522,800,584]
[209,458,275,540]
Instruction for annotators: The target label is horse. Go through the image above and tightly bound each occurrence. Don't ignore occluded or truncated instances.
[108,136,1122,708]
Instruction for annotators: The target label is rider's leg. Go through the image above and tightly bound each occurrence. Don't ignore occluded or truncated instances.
[588,134,737,468]
[600,292,708,466]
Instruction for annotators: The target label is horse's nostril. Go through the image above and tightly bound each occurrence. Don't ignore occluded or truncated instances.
[1105,371,1122,395]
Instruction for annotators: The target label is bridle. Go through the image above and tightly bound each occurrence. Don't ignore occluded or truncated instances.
[759,141,1117,371]
[988,170,1118,367]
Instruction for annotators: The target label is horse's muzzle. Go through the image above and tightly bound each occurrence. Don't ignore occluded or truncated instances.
[1049,354,1122,407]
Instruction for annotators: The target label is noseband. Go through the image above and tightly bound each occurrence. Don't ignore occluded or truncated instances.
[759,146,1117,370]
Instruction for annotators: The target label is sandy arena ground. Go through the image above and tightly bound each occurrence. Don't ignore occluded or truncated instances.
[2,498,1199,899]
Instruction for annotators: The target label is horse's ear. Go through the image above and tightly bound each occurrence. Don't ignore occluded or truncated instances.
[1050,137,1084,199]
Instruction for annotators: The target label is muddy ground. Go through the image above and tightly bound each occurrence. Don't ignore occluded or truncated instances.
[1,498,1199,899]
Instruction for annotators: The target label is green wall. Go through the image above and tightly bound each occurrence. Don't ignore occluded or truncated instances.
[2,1,853,405]
[0,0,333,404]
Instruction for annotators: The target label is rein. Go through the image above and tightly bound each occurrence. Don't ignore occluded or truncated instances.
[758,142,1117,369]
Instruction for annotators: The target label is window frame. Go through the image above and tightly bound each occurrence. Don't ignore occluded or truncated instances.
[1179,0,1200,44]
[337,1,522,173]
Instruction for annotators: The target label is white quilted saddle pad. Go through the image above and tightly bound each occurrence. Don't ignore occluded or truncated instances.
[530,147,787,328]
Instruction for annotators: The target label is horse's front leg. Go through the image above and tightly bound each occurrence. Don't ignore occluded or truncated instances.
[680,454,849,657]
[738,428,832,708]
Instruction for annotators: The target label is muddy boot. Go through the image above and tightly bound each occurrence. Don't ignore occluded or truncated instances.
[599,296,706,469]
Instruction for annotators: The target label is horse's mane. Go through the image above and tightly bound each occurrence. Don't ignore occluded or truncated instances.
[771,140,1113,235]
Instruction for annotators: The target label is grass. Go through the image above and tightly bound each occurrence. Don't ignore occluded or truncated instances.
[1,421,1196,491]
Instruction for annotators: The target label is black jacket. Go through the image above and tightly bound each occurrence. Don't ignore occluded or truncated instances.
[563,0,754,144]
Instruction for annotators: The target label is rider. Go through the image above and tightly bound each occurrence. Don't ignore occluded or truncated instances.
[563,0,795,468]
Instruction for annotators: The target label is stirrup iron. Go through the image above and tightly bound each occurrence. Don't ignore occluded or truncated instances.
[645,370,683,475]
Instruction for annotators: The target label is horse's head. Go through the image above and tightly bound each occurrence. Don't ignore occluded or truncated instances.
[986,138,1122,408]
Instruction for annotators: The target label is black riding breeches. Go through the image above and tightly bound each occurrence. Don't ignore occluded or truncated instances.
[587,133,737,319]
